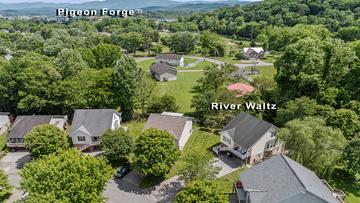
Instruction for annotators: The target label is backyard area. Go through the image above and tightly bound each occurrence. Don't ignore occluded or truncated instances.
[154,71,203,113]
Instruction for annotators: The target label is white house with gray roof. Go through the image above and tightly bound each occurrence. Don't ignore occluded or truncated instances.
[217,112,284,165]
[69,109,121,151]
[235,154,344,203]
[155,54,184,67]
[150,62,177,81]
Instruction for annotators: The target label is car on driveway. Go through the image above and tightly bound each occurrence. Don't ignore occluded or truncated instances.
[115,165,131,178]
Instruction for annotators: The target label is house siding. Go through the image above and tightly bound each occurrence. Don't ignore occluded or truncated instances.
[156,56,184,67]
[249,126,280,165]
[220,131,234,148]
[0,116,10,135]
[110,113,121,130]
[156,73,177,81]
[71,131,91,145]
[178,120,192,150]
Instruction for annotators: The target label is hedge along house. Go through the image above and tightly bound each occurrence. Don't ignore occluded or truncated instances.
[69,109,121,151]
[215,112,284,165]
[143,112,193,150]
[155,54,184,67]
[7,115,68,151]
[150,62,177,82]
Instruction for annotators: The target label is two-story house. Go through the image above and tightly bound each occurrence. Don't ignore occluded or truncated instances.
[7,115,68,150]
[217,112,283,165]
[69,109,122,151]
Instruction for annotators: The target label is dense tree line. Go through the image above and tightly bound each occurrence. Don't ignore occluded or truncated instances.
[184,0,359,41]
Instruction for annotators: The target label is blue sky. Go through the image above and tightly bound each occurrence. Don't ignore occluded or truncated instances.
[1,0,239,3]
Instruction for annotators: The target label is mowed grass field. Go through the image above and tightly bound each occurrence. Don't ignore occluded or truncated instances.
[154,72,203,113]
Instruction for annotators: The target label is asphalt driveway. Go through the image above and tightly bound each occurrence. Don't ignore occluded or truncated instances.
[0,152,31,202]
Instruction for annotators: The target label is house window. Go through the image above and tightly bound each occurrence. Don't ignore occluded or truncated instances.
[223,136,232,145]
[92,136,100,142]
[78,136,86,142]
[114,121,120,129]
[271,131,276,137]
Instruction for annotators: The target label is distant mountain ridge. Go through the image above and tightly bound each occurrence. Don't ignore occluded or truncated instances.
[0,0,253,15]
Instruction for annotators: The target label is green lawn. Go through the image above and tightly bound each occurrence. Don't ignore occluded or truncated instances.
[154,72,203,113]
[247,66,277,79]
[177,60,213,70]
[137,59,155,71]
[0,132,8,159]
[218,167,247,193]
[184,57,198,65]
[329,176,360,203]
[123,120,220,187]
[167,126,220,178]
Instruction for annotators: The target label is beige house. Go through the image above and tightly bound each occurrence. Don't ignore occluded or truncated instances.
[143,112,192,150]
[216,112,283,165]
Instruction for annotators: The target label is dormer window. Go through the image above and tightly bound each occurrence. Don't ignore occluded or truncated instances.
[271,131,276,137]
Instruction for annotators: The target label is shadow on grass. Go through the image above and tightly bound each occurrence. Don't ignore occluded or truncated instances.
[329,169,360,198]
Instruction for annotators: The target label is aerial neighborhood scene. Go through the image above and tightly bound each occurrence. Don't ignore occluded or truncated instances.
[0,0,359,202]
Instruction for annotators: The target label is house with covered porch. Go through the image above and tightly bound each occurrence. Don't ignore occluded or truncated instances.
[215,112,283,165]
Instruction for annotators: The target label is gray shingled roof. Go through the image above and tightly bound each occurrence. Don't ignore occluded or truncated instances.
[155,54,183,61]
[150,62,177,76]
[9,115,66,139]
[239,154,339,203]
[221,112,274,149]
[143,113,191,143]
[70,109,120,137]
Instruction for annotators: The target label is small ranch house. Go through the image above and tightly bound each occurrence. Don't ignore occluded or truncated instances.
[150,62,177,81]
[0,112,10,135]
[243,47,264,60]
[216,112,283,165]
[235,154,344,203]
[69,109,121,151]
[143,112,192,150]
[155,54,184,67]
[7,115,68,150]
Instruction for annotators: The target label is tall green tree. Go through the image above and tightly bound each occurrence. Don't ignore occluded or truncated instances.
[92,44,122,69]
[25,124,69,159]
[147,94,179,114]
[135,74,156,115]
[278,117,347,176]
[164,32,199,53]
[21,149,113,203]
[101,129,133,163]
[175,180,227,203]
[0,169,12,201]
[112,55,142,120]
[119,32,143,56]
[326,109,360,139]
[177,150,219,183]
[133,128,180,177]
[342,134,360,176]
[55,49,87,79]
